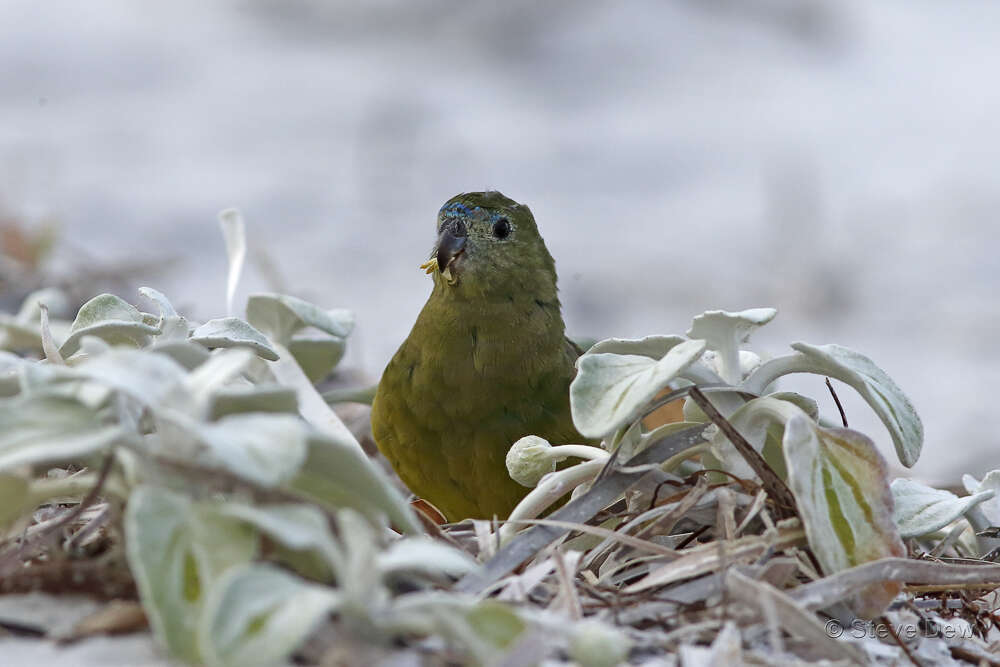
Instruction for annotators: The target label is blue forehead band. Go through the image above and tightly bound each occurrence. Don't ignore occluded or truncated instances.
[440,202,476,217]
[439,203,509,224]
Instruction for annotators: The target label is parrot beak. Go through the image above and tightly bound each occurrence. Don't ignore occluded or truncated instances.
[435,220,467,285]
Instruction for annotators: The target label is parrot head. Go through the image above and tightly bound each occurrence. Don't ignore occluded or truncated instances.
[422,191,558,299]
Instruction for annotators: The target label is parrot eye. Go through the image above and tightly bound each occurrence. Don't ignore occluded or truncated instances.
[491,218,511,239]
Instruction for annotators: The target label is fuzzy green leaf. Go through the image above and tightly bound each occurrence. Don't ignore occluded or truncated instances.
[386,593,526,661]
[198,564,340,667]
[0,394,124,472]
[569,619,633,667]
[167,413,310,488]
[783,415,905,618]
[962,470,1000,527]
[704,394,806,479]
[287,336,346,382]
[246,293,353,345]
[208,384,298,419]
[0,315,43,352]
[747,343,923,467]
[585,335,686,359]
[190,317,279,361]
[78,348,191,410]
[17,287,70,322]
[125,486,258,663]
[0,288,71,353]
[288,434,421,535]
[464,599,528,652]
[687,308,776,384]
[183,348,255,406]
[60,294,161,356]
[570,338,706,439]
[378,537,477,579]
[216,503,338,555]
[215,502,342,579]
[149,340,212,370]
[891,478,995,538]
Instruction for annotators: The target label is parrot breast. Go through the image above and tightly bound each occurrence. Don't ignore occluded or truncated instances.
[371,288,583,521]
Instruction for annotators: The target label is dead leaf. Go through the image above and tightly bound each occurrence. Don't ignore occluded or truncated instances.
[60,600,147,642]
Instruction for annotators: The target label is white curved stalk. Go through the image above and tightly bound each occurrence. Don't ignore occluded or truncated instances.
[741,353,813,395]
[269,341,360,452]
[677,359,725,386]
[547,444,610,462]
[742,343,923,467]
[218,209,246,318]
[500,460,606,542]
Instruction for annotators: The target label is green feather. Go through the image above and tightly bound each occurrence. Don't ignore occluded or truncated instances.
[371,192,586,521]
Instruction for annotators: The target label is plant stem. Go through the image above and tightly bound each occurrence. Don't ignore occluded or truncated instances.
[270,341,362,452]
[500,461,606,543]
[549,445,609,462]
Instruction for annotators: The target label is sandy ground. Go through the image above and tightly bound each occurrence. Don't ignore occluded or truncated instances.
[0,594,176,666]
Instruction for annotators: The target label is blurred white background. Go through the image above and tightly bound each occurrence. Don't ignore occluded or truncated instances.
[2,0,998,484]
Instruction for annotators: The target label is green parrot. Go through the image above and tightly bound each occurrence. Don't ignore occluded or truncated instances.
[371,191,585,522]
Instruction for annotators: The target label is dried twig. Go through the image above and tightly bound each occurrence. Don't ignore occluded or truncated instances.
[455,424,707,594]
[0,452,115,574]
[630,477,712,546]
[878,614,923,667]
[791,557,1000,611]
[501,518,679,559]
[825,377,848,427]
[624,519,807,593]
[686,387,798,519]
[725,569,867,665]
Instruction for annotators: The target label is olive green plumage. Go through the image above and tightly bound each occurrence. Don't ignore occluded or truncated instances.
[371,191,584,521]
